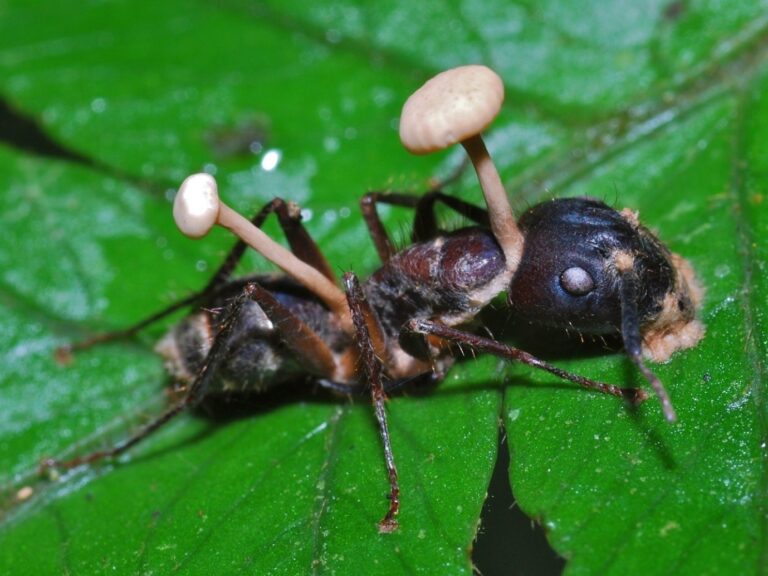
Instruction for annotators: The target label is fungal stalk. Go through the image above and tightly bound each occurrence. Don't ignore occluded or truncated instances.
[399,65,524,271]
[174,173,351,331]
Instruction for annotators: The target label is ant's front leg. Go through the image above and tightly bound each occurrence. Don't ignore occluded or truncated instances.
[360,190,490,264]
[360,161,471,262]
[58,197,335,358]
[406,319,648,404]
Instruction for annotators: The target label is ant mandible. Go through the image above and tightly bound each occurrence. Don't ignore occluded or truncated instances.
[47,65,704,533]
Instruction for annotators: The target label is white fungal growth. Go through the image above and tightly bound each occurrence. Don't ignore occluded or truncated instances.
[398,64,524,274]
[172,172,352,331]
[174,173,220,238]
[399,65,504,154]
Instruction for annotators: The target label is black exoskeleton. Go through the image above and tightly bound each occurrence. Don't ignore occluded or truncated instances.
[509,197,697,337]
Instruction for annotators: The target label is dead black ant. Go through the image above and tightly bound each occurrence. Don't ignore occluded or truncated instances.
[46,65,704,533]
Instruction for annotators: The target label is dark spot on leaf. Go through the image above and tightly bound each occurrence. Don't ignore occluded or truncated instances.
[663,0,687,21]
[205,115,271,159]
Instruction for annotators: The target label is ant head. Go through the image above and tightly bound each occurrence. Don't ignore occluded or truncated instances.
[511,198,663,331]
[510,197,700,339]
[509,197,704,421]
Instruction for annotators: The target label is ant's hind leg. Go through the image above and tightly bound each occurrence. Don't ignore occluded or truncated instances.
[243,282,341,379]
[360,190,490,264]
[247,198,337,284]
[44,282,263,471]
[202,197,300,293]
[56,291,204,361]
[46,277,346,472]
[203,196,336,293]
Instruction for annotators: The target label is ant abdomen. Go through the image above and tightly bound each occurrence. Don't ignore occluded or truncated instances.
[157,276,352,394]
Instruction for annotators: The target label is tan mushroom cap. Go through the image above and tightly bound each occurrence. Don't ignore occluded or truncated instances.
[399,65,504,154]
[174,173,221,238]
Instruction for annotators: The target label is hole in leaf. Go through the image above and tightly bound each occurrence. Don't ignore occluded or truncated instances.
[472,428,565,575]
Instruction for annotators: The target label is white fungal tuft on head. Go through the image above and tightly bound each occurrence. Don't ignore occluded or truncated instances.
[174,173,221,238]
[642,253,706,362]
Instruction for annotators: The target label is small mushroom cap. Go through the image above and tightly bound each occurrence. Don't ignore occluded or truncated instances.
[399,65,504,154]
[174,173,220,238]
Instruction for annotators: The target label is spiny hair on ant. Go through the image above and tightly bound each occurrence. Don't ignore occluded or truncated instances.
[47,65,704,533]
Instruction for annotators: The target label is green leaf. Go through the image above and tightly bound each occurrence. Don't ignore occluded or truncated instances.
[0,1,765,575]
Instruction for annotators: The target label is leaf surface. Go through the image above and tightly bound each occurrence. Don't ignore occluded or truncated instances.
[0,1,765,574]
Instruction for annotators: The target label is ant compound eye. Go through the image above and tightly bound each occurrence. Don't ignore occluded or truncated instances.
[560,267,595,296]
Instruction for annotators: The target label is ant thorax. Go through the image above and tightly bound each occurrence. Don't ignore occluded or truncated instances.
[364,225,508,377]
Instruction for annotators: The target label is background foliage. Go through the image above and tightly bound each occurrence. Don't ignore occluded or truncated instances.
[0,1,765,574]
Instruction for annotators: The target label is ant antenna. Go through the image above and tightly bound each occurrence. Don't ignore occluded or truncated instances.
[174,173,352,332]
[399,65,525,273]
[614,252,677,423]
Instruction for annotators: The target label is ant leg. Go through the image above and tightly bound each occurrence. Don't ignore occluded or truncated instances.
[260,198,336,284]
[244,282,341,378]
[200,199,288,293]
[411,190,490,243]
[359,155,476,263]
[200,197,336,295]
[617,271,677,422]
[406,319,648,404]
[360,192,421,263]
[56,292,202,362]
[60,198,334,357]
[343,272,400,533]
[43,282,264,471]
[360,190,490,263]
